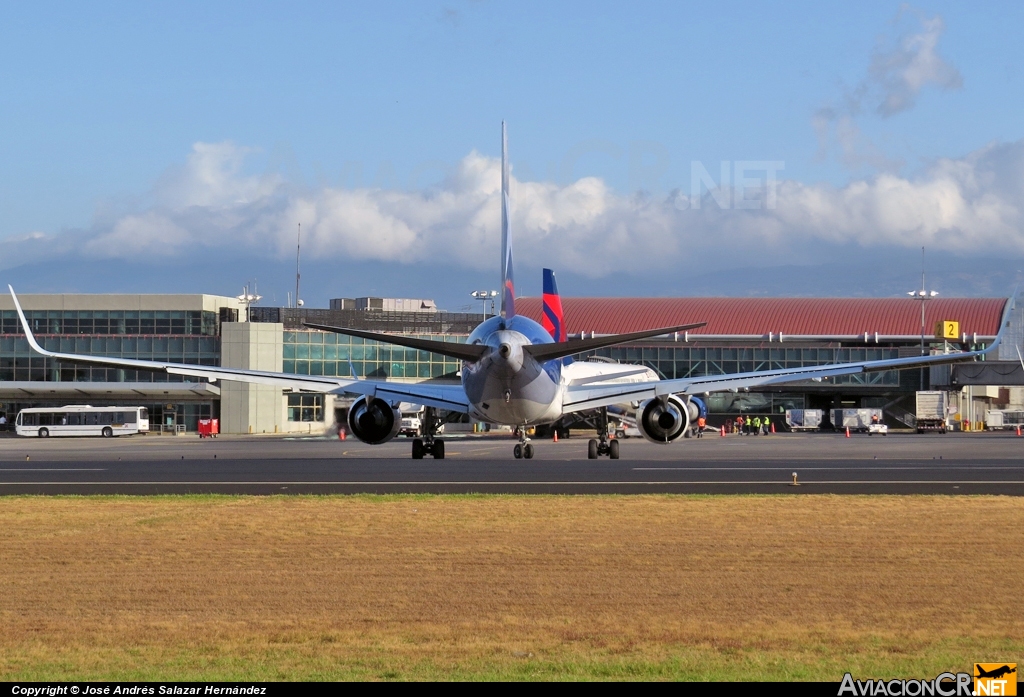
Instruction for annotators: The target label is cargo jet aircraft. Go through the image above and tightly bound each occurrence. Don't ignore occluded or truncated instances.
[7,123,1014,459]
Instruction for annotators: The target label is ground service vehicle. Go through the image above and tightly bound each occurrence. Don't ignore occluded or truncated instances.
[915,391,948,433]
[15,405,149,438]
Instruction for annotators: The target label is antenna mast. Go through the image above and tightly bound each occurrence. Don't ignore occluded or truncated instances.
[295,223,301,308]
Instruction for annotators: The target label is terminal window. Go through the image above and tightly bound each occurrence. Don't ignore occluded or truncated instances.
[287,394,323,422]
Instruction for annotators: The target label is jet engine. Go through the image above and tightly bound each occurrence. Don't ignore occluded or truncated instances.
[347,396,402,445]
[636,395,692,444]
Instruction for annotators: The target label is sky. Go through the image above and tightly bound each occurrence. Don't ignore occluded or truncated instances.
[1,1,1023,310]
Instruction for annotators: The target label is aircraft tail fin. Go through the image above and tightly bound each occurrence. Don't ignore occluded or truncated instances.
[500,121,515,319]
[542,268,566,342]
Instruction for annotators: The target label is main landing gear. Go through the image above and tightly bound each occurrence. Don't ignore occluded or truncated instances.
[411,407,445,459]
[588,407,620,460]
[513,428,534,459]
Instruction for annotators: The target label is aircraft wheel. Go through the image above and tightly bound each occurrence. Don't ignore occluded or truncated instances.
[523,443,534,459]
[412,439,425,459]
[514,444,523,459]
[433,439,445,459]
[609,440,620,460]
[38,427,49,438]
[587,439,598,459]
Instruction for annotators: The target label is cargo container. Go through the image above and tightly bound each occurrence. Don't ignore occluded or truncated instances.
[985,410,1024,430]
[830,408,884,433]
[785,409,823,431]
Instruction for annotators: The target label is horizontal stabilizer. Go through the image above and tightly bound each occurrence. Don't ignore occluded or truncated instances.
[303,323,487,362]
[524,322,707,362]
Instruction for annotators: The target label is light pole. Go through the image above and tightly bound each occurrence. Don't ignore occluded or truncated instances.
[907,288,938,389]
[471,290,498,321]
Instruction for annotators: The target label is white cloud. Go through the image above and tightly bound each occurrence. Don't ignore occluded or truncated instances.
[870,12,962,117]
[815,8,962,169]
[21,137,1017,280]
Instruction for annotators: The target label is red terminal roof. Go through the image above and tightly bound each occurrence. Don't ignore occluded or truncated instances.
[514,297,1008,337]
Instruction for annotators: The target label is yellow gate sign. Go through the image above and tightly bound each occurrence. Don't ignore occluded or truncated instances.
[934,320,959,340]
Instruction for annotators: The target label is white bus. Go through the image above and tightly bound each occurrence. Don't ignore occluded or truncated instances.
[15,405,150,438]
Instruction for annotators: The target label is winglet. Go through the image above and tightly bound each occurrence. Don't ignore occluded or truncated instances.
[500,121,515,319]
[8,285,54,357]
[982,285,1019,356]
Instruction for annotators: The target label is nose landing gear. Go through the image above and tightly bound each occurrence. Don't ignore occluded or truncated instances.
[513,428,534,459]
[587,408,620,459]
[411,407,445,459]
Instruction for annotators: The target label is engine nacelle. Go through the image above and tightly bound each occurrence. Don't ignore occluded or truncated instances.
[637,395,692,444]
[347,397,402,445]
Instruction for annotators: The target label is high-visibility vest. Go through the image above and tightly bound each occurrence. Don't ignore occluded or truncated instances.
[753,417,761,428]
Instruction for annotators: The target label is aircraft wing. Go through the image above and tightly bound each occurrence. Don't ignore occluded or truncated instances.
[8,285,470,411]
[345,380,470,412]
[562,297,1014,414]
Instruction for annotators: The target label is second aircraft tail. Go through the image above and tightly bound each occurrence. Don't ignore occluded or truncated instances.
[542,268,566,342]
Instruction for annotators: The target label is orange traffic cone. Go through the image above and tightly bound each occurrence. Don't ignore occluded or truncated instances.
[771,422,776,434]
[845,426,850,438]
[720,425,726,437]
[553,430,559,442]
[339,428,346,441]
[1017,425,1021,437]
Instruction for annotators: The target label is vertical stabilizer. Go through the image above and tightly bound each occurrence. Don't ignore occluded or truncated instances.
[501,121,516,319]
[542,268,566,342]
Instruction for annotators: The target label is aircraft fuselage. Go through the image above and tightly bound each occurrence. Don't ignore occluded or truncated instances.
[462,315,564,425]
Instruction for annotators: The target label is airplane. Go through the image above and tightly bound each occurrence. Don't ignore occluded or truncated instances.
[7,122,1014,460]
[975,665,1016,680]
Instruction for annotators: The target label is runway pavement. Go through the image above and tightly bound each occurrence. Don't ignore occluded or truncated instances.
[2,430,1024,494]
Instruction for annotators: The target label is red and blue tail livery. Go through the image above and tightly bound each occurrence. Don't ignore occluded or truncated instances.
[542,268,566,342]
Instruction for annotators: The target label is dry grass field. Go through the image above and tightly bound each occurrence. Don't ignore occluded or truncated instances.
[0,494,1021,681]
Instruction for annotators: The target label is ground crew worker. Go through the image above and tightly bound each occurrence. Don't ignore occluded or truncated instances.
[752,415,761,435]
[696,415,706,438]
[763,416,771,435]
[737,415,745,434]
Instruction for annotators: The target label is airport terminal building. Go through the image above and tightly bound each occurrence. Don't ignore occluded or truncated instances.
[1,291,1021,433]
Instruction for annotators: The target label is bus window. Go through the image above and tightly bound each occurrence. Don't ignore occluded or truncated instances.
[59,414,69,425]
[140,408,149,420]
[125,411,137,423]
[115,412,125,423]
[39,413,53,426]
[99,412,113,425]
[68,413,82,425]
[85,413,99,426]
[16,412,24,426]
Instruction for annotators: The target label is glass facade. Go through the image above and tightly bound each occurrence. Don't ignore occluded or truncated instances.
[0,335,220,382]
[1,309,218,337]
[577,345,901,387]
[282,331,464,379]
[280,330,902,388]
